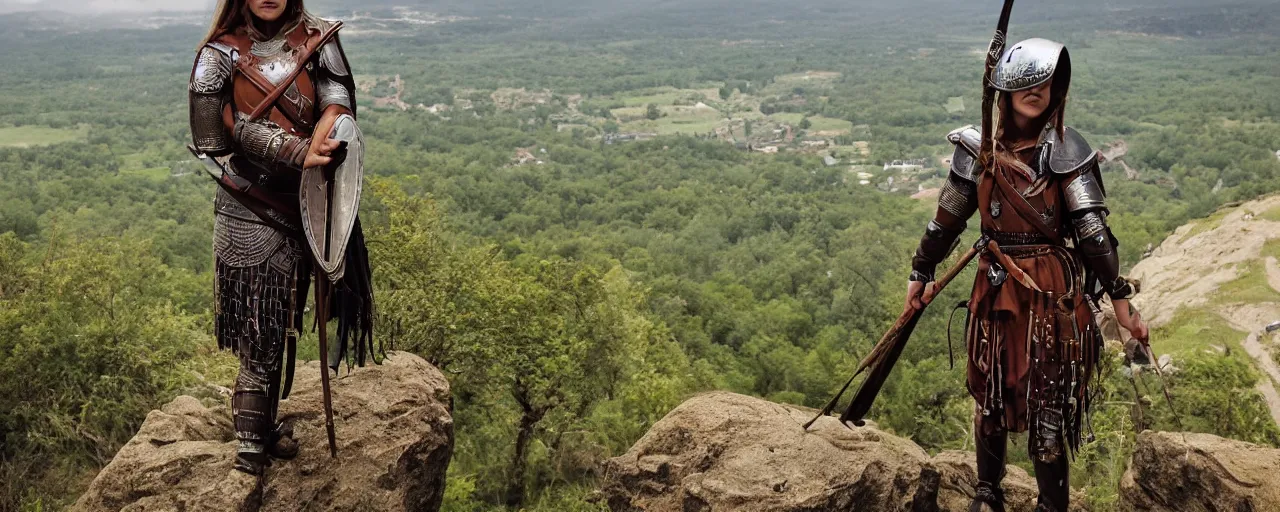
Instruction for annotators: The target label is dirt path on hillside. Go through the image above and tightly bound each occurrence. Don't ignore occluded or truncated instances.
[1241,331,1280,427]
[1218,264,1280,427]
[1267,257,1280,293]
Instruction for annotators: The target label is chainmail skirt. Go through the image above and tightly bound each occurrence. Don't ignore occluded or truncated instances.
[214,197,309,452]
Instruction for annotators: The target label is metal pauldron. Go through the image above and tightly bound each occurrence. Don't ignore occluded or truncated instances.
[946,125,981,183]
[1041,127,1098,176]
[318,40,349,77]
[1064,171,1106,213]
[316,76,353,112]
[189,45,236,156]
[191,44,235,94]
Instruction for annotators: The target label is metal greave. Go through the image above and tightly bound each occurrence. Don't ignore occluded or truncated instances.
[1033,454,1070,512]
[217,258,297,454]
[971,427,1008,512]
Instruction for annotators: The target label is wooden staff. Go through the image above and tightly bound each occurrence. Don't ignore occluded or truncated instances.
[804,236,987,430]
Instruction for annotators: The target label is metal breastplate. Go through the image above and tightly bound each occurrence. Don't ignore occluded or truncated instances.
[249,35,313,121]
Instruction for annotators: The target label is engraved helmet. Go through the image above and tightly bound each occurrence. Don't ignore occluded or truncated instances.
[991,38,1071,94]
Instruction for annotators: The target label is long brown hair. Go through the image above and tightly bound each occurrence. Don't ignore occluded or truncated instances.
[197,0,313,49]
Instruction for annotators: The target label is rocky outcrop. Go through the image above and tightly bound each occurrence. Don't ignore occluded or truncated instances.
[600,391,1086,512]
[1120,431,1280,511]
[73,352,454,512]
[1129,194,1280,330]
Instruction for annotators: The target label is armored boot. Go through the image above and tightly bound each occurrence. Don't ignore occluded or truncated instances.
[233,406,295,474]
[264,362,299,462]
[231,350,281,476]
[1032,453,1070,512]
[268,421,300,460]
[970,430,1008,512]
[232,388,273,476]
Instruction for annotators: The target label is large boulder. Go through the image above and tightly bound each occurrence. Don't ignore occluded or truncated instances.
[73,352,454,512]
[1120,431,1280,511]
[600,391,1086,512]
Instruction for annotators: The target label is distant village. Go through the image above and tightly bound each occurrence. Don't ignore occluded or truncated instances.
[357,76,954,195]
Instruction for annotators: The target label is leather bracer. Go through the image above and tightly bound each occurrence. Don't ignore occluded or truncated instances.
[234,114,310,172]
[1072,210,1134,300]
[912,175,976,282]
[912,220,965,282]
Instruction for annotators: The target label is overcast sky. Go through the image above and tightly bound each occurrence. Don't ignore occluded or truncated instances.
[0,0,213,13]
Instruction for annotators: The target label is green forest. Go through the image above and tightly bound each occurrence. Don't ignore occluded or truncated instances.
[1,0,1279,510]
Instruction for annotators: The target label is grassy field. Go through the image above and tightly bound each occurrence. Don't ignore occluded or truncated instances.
[120,167,170,182]
[945,96,966,114]
[1210,262,1280,306]
[1259,204,1280,223]
[652,118,722,135]
[619,104,725,135]
[1151,307,1246,356]
[1181,207,1234,240]
[807,116,854,133]
[0,125,87,147]
[116,153,176,182]
[762,71,842,96]
[1263,239,1280,260]
[766,113,853,133]
[613,87,711,107]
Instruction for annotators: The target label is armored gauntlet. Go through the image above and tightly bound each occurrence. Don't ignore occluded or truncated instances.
[233,114,311,172]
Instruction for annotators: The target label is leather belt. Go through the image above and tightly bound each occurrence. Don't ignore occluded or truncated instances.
[984,230,1053,247]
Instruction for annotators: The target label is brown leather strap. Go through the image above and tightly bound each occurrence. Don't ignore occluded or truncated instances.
[248,21,343,121]
[236,61,311,131]
[986,240,1043,292]
[233,26,312,130]
[992,167,1063,245]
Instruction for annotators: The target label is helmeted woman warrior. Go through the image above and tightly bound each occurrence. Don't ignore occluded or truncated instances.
[906,38,1149,512]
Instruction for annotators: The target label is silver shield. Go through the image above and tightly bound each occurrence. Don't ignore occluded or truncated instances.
[300,114,364,281]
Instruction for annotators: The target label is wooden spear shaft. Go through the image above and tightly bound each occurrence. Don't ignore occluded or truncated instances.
[804,237,985,430]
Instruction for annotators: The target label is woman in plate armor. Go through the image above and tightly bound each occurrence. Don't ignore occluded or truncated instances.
[188,0,373,476]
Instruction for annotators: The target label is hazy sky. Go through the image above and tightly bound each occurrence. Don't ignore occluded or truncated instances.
[0,0,212,13]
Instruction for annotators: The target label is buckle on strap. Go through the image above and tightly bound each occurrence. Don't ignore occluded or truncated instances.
[984,239,1044,292]
[987,262,1009,287]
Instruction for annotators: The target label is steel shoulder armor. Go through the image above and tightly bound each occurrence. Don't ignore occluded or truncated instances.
[911,126,981,282]
[1056,132,1132,300]
[189,42,237,156]
[946,125,981,184]
[315,38,355,113]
